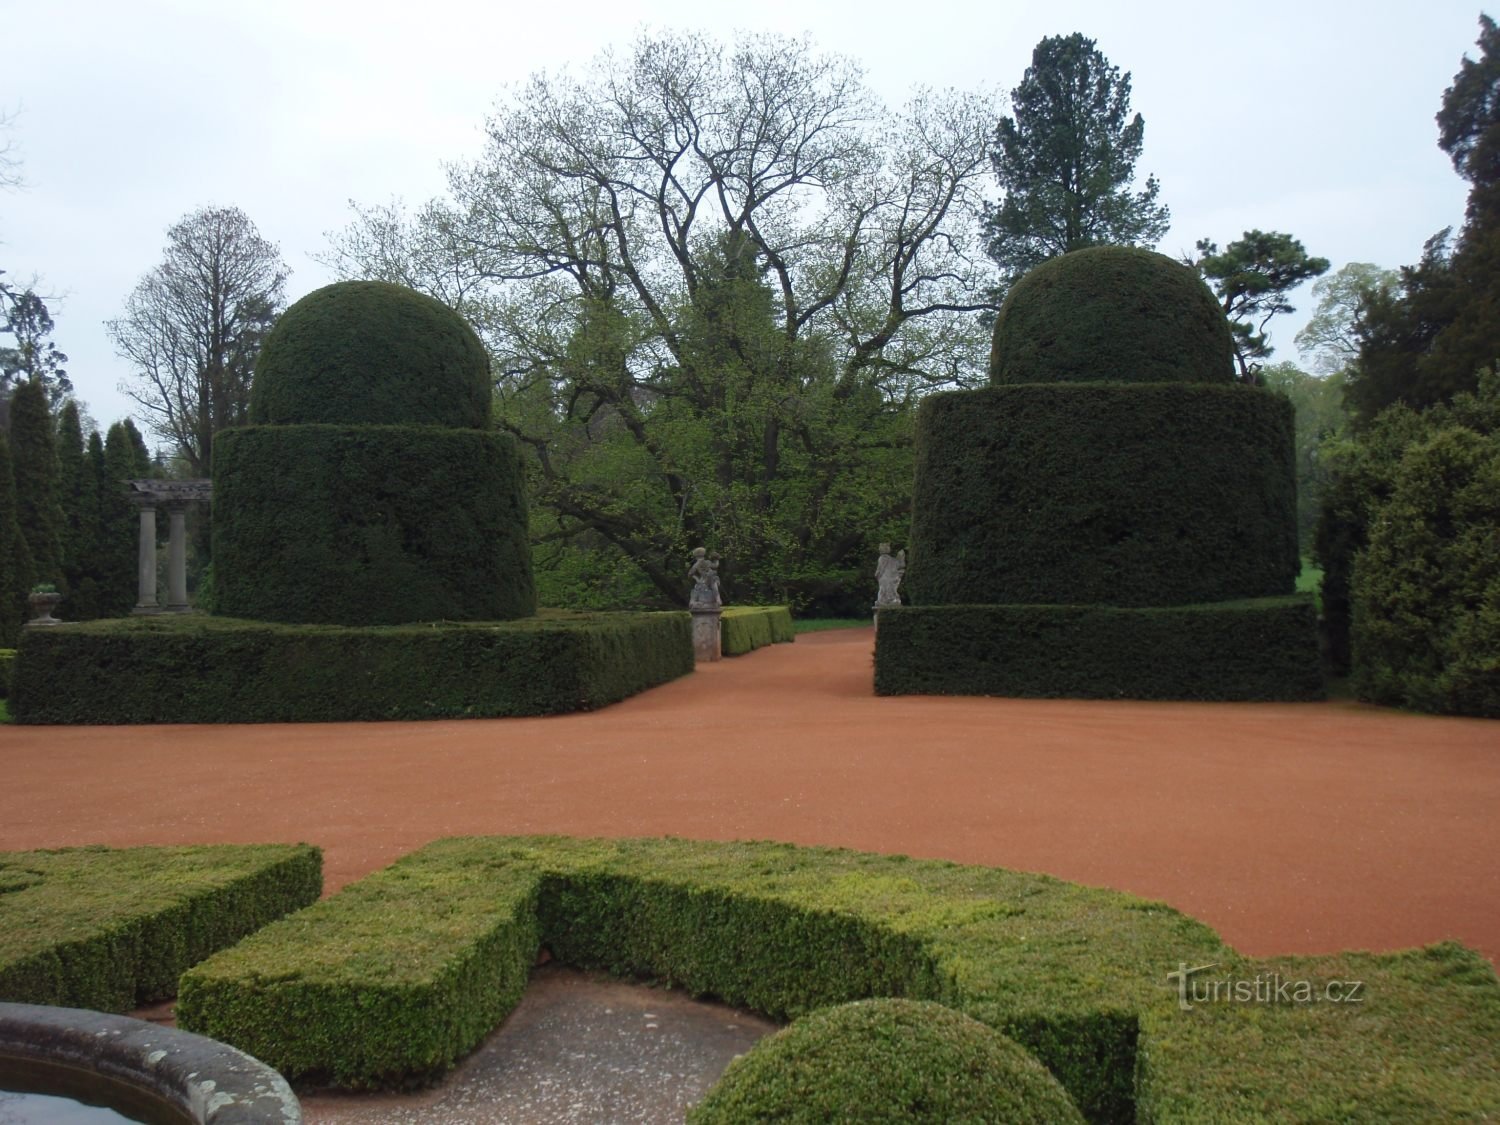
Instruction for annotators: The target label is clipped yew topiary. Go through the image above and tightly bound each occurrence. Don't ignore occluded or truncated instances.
[989,246,1235,385]
[249,280,491,429]
[689,999,1085,1124]
[213,280,535,626]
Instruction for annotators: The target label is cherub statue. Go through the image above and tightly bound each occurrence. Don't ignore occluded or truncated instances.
[688,547,722,609]
[874,542,906,608]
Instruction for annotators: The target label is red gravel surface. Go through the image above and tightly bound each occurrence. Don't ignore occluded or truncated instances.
[2,627,1496,965]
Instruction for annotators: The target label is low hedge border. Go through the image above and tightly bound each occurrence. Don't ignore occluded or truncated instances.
[176,836,1500,1122]
[720,606,795,657]
[874,597,1323,701]
[0,844,321,1012]
[11,610,692,724]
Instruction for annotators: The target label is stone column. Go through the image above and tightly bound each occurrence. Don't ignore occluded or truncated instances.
[691,607,722,663]
[134,504,159,613]
[166,505,190,611]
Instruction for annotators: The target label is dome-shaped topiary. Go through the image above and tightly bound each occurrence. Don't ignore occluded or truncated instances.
[688,999,1085,1124]
[249,281,492,428]
[990,246,1235,385]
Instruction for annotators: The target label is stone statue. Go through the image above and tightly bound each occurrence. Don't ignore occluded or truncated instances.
[874,542,906,608]
[688,547,722,610]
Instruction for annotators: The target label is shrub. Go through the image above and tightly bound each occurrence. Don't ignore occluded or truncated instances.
[689,999,1085,1124]
[989,247,1234,385]
[0,844,321,1011]
[0,648,13,698]
[212,425,535,625]
[249,281,491,429]
[174,836,1500,1122]
[1351,425,1500,715]
[874,598,1323,701]
[906,384,1298,608]
[720,605,795,656]
[11,611,693,724]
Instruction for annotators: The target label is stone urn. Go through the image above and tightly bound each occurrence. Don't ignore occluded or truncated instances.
[26,591,63,626]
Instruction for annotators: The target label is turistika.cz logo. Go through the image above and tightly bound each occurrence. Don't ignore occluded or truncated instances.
[1166,962,1366,1012]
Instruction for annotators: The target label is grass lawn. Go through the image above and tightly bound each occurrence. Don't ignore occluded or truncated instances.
[794,617,869,634]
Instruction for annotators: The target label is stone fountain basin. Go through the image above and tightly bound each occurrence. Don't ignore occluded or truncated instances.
[0,1003,299,1124]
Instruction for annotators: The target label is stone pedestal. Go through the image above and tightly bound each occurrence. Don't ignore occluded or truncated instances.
[691,608,722,663]
[133,504,159,614]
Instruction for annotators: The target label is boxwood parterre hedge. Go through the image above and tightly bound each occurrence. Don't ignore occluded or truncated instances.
[874,597,1324,701]
[176,836,1500,1122]
[720,606,795,657]
[0,844,321,1012]
[11,610,692,724]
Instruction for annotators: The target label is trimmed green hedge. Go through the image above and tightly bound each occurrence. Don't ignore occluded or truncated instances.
[689,999,1085,1123]
[989,247,1234,386]
[873,597,1322,701]
[11,611,692,724]
[175,837,1500,1123]
[907,384,1299,608]
[249,281,492,430]
[0,844,321,1012]
[720,606,795,656]
[0,648,13,698]
[212,424,535,626]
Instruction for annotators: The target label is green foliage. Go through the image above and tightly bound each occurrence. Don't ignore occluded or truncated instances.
[531,534,659,611]
[983,33,1169,288]
[1293,262,1400,376]
[0,431,31,646]
[989,247,1233,385]
[7,378,63,587]
[689,999,1085,1124]
[875,598,1322,701]
[10,610,692,723]
[0,648,14,696]
[1315,373,1500,677]
[52,401,110,619]
[0,844,321,1011]
[250,281,491,429]
[0,281,71,406]
[1261,361,1349,549]
[98,422,146,617]
[792,617,868,633]
[1351,425,1500,715]
[719,605,795,656]
[175,836,1500,1122]
[212,425,535,625]
[907,384,1298,608]
[1191,231,1329,382]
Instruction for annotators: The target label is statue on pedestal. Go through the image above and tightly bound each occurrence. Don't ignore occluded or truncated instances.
[688,547,722,610]
[875,543,906,608]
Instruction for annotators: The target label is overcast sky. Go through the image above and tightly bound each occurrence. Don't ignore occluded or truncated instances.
[1,0,1487,441]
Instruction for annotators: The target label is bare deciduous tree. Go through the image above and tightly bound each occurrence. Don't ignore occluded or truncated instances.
[108,206,288,475]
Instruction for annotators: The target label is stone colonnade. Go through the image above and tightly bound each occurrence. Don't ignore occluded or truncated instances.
[128,480,212,613]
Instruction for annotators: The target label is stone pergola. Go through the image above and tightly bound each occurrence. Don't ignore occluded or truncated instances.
[127,479,212,613]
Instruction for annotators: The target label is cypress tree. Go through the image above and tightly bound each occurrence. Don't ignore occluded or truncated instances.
[54,400,88,609]
[102,422,143,615]
[0,431,34,646]
[8,379,65,589]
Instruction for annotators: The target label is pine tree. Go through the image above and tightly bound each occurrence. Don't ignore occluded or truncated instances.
[102,422,144,616]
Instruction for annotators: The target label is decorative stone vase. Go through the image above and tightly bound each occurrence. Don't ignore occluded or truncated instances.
[26,592,62,626]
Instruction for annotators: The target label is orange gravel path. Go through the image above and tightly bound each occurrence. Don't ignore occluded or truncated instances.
[2,628,1496,965]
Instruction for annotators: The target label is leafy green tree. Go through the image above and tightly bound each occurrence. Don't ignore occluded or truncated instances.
[1191,231,1329,382]
[7,378,63,587]
[1294,262,1400,376]
[108,205,288,476]
[1261,361,1348,550]
[984,32,1170,289]
[1350,17,1500,423]
[0,430,32,645]
[1350,376,1500,716]
[324,32,993,609]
